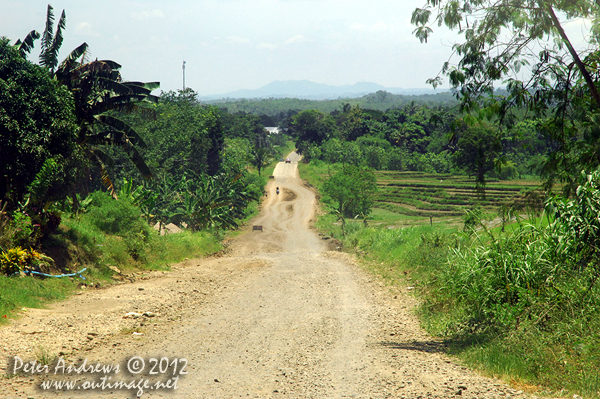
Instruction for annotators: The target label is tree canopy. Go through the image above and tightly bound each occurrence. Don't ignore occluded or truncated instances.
[0,38,82,210]
[290,110,335,154]
[323,165,378,221]
[412,0,600,110]
[412,0,600,193]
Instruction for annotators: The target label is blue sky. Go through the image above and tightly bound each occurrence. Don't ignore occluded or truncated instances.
[4,1,587,96]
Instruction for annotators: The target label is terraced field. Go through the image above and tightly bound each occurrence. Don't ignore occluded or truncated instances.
[374,171,544,222]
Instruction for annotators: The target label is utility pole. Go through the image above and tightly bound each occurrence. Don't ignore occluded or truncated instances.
[182,60,186,90]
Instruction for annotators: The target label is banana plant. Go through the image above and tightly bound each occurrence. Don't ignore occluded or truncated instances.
[19,5,159,198]
[179,173,257,232]
[57,58,159,196]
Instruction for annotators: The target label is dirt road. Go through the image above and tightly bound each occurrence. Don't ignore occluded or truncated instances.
[1,154,540,398]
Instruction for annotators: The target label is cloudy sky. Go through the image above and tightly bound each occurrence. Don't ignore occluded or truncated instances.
[1,1,485,95]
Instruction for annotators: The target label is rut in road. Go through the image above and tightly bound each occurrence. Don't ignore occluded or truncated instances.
[4,153,545,398]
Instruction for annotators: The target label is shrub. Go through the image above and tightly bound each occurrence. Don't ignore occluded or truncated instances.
[84,192,151,237]
[81,191,154,261]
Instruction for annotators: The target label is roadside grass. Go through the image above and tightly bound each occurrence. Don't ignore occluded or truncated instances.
[0,198,224,324]
[0,223,222,325]
[300,159,599,398]
[145,230,222,269]
[0,275,75,324]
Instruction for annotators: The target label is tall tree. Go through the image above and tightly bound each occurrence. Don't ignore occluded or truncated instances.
[133,90,222,182]
[291,110,335,154]
[454,125,502,196]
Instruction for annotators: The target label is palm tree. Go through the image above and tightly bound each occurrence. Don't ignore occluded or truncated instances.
[18,5,160,198]
[250,147,273,177]
[56,57,159,196]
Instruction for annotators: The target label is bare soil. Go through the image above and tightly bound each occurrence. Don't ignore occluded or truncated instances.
[0,154,551,398]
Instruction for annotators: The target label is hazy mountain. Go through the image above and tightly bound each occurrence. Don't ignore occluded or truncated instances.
[199,80,443,100]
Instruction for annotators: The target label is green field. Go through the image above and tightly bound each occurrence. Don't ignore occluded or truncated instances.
[374,171,543,221]
[299,161,545,227]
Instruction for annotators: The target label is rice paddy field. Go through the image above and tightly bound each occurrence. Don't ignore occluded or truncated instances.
[374,171,544,223]
[299,162,546,227]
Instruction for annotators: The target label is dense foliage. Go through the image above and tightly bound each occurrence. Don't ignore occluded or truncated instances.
[0,38,82,211]
[322,164,377,228]
[0,5,280,278]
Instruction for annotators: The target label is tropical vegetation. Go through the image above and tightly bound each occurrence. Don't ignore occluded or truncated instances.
[0,5,283,298]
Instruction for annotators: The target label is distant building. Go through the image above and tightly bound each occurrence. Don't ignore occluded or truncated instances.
[265,127,281,135]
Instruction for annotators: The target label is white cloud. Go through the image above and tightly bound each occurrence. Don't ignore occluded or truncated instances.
[351,21,388,33]
[257,42,277,50]
[74,22,95,37]
[226,35,251,44]
[283,35,305,46]
[131,10,165,20]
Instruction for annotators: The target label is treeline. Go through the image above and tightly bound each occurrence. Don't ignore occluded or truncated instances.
[211,94,551,186]
[282,104,549,185]
[208,90,457,125]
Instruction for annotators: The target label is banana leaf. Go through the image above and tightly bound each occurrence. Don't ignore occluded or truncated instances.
[94,114,147,147]
[91,149,117,199]
[96,78,153,96]
[55,42,89,77]
[15,30,40,57]
[98,60,122,70]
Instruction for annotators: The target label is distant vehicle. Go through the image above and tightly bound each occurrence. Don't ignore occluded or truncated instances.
[285,158,291,163]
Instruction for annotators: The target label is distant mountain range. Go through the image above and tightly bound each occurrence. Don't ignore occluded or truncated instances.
[199,80,446,101]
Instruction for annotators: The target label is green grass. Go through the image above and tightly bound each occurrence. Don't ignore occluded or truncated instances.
[374,170,544,218]
[0,202,223,324]
[300,159,599,399]
[0,276,76,323]
[145,230,222,269]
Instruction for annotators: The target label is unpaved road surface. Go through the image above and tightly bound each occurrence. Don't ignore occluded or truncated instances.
[1,153,545,398]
